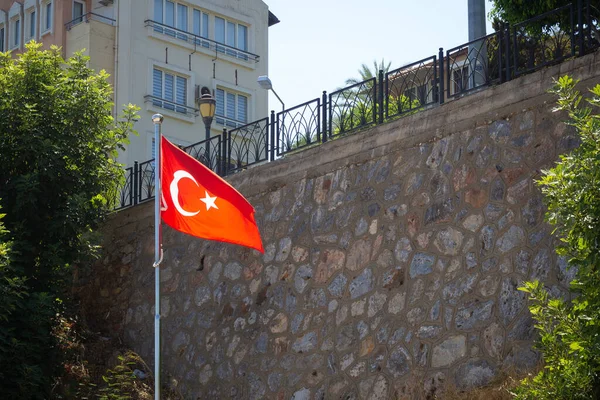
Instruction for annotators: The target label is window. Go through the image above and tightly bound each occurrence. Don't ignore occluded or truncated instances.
[154,0,187,39]
[176,4,187,40]
[0,26,4,52]
[12,18,20,48]
[193,9,209,47]
[73,1,85,24]
[215,88,248,128]
[214,16,248,59]
[43,1,52,33]
[453,66,469,95]
[152,68,188,114]
[27,10,36,40]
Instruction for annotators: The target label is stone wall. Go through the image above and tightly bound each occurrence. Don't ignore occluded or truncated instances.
[77,51,600,399]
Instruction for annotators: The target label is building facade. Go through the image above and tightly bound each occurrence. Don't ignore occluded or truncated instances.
[0,0,278,168]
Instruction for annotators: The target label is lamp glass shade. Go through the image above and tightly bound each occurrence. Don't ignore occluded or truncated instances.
[199,99,216,119]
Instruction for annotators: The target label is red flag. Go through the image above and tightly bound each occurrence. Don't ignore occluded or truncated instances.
[160,136,264,253]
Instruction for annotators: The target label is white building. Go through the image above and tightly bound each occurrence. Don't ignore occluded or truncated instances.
[114,0,278,167]
[0,0,279,168]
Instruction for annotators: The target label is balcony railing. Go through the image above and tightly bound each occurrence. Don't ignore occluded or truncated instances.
[65,12,116,31]
[144,20,260,63]
[109,0,600,212]
[144,95,199,116]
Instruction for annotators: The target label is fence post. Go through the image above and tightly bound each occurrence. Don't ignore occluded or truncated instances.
[322,91,328,143]
[133,161,139,206]
[504,23,511,82]
[221,127,228,176]
[270,110,276,161]
[438,48,445,104]
[577,0,584,56]
[378,69,384,124]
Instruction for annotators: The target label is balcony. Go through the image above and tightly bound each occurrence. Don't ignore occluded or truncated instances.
[144,20,260,65]
[65,13,116,86]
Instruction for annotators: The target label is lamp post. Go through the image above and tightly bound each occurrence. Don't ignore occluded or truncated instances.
[197,86,216,166]
[257,75,285,111]
[258,76,285,157]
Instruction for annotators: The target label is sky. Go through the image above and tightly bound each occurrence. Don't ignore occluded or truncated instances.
[263,0,495,111]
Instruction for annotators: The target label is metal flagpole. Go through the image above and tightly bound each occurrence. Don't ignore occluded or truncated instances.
[152,114,164,400]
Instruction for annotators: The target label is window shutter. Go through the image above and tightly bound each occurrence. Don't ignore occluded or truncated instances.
[216,89,225,116]
[237,95,247,123]
[176,76,186,105]
[153,69,162,98]
[226,92,236,120]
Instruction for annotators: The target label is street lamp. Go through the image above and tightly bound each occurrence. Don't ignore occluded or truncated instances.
[197,86,216,166]
[198,86,216,142]
[257,75,285,111]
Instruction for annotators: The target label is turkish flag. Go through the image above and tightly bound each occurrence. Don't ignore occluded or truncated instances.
[160,136,264,253]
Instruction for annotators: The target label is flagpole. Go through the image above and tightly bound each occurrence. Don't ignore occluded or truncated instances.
[152,114,164,400]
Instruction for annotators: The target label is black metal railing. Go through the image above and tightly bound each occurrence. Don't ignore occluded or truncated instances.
[227,118,270,174]
[184,135,223,174]
[65,12,116,30]
[109,0,599,212]
[446,31,503,98]
[385,56,438,118]
[329,78,377,138]
[512,4,575,77]
[276,98,321,156]
[144,95,199,116]
[144,20,260,63]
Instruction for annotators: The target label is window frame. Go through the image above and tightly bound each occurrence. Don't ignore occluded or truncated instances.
[73,0,85,25]
[215,86,249,129]
[214,16,248,57]
[192,8,209,47]
[452,65,470,95]
[152,67,189,115]
[0,25,5,53]
[26,8,36,42]
[10,17,21,50]
[42,0,53,35]
[154,0,188,40]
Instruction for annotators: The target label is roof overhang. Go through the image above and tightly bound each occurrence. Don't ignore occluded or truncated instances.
[268,10,280,27]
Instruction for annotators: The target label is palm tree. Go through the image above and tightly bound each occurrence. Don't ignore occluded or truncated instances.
[330,59,393,136]
[345,58,392,86]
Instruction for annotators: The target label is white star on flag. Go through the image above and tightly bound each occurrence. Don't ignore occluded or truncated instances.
[200,190,218,211]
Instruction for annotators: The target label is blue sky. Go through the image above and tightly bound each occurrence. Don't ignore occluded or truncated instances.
[263,0,495,111]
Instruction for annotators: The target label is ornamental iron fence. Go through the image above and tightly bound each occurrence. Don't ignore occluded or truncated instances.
[329,77,377,138]
[276,98,321,157]
[446,31,503,98]
[110,0,600,212]
[385,56,438,119]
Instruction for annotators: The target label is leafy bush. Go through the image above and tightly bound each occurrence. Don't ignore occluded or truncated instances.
[0,43,138,397]
[513,76,600,399]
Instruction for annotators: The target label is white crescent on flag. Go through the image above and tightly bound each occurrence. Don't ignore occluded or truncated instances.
[170,170,201,216]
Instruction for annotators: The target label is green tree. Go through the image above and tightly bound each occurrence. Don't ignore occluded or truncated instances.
[490,0,599,26]
[513,76,600,399]
[0,42,139,398]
